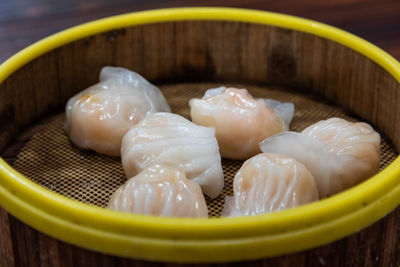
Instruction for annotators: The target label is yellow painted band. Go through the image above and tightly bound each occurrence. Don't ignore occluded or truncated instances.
[0,7,399,262]
[1,8,400,84]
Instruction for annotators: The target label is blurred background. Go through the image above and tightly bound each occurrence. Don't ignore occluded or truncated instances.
[0,0,399,63]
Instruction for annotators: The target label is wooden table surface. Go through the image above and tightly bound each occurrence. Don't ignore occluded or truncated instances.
[1,0,400,266]
[1,0,400,64]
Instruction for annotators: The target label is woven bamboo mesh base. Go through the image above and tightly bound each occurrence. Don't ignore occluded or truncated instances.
[13,83,398,217]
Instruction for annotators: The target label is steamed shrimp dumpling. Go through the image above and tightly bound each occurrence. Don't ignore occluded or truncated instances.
[223,153,318,217]
[108,164,208,218]
[260,118,381,197]
[121,112,224,198]
[65,66,170,156]
[189,87,294,160]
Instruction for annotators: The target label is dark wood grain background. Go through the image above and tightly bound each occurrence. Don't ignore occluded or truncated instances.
[1,0,400,64]
[1,0,400,266]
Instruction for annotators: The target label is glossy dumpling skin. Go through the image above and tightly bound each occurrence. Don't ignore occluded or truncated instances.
[121,112,224,198]
[223,153,318,217]
[189,87,294,160]
[108,164,208,218]
[65,66,170,156]
[260,118,381,198]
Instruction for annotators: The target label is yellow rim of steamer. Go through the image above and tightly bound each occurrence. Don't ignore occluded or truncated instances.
[0,7,400,263]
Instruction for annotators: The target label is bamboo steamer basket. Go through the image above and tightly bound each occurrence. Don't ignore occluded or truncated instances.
[0,7,400,263]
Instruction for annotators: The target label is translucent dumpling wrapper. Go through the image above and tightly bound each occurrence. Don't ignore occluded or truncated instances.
[121,112,224,198]
[189,87,294,160]
[222,153,318,217]
[65,66,171,156]
[108,164,208,218]
[260,118,381,198]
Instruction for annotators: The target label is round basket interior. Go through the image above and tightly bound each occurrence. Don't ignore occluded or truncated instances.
[1,10,400,263]
[5,82,398,217]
